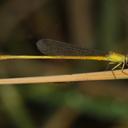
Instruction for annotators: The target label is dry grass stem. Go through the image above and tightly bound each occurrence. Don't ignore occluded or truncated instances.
[0,69,127,85]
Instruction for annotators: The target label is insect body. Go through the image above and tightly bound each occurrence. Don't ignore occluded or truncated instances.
[0,39,127,78]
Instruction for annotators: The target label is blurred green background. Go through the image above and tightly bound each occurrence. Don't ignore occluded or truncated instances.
[0,0,128,128]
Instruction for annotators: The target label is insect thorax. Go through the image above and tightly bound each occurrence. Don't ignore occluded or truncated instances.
[106,52,125,63]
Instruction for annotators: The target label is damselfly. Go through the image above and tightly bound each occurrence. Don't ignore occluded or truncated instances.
[0,39,128,77]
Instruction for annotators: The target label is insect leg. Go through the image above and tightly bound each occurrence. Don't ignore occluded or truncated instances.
[111,62,122,78]
[106,62,114,70]
[121,61,128,75]
[106,61,119,71]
